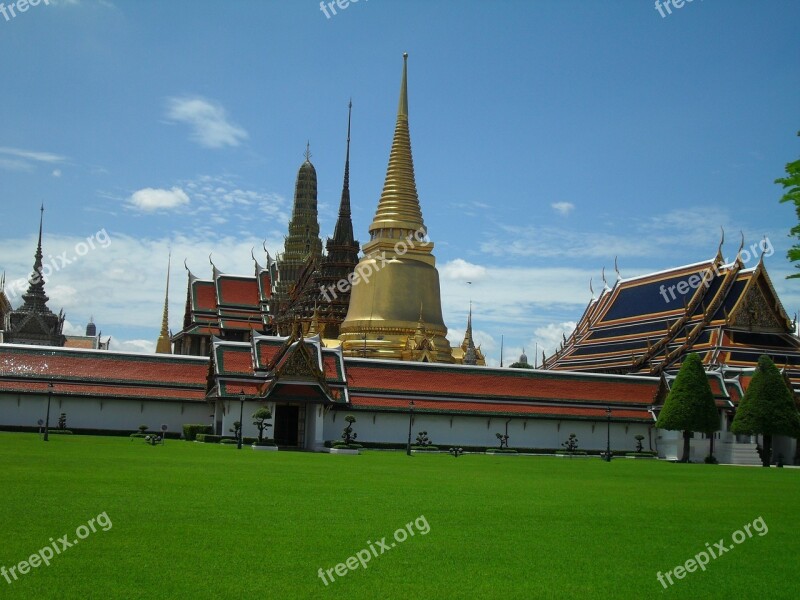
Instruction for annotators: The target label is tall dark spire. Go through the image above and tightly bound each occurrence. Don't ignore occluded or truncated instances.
[316,101,361,339]
[20,205,51,313]
[6,206,65,346]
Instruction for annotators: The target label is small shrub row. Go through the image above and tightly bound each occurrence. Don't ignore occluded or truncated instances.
[196,434,223,443]
[183,424,212,441]
[486,448,518,453]
[411,445,439,451]
[625,451,658,457]
[253,438,277,447]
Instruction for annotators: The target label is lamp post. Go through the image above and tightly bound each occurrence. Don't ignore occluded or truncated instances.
[605,406,612,462]
[43,382,54,442]
[237,390,245,450]
[406,400,415,456]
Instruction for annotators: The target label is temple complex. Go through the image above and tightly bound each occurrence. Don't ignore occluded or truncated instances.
[1,54,797,464]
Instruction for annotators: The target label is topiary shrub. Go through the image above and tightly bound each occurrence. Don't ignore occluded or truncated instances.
[561,433,579,453]
[138,425,149,434]
[252,408,272,443]
[342,415,357,445]
[634,434,645,453]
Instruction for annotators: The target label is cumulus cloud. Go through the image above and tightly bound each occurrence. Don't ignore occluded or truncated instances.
[128,187,190,212]
[165,96,248,148]
[440,258,488,281]
[551,201,575,216]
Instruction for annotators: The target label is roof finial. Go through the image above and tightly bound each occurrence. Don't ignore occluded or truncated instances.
[398,53,409,117]
[735,231,745,263]
[614,256,621,282]
[589,277,595,299]
[304,141,311,162]
[717,226,725,257]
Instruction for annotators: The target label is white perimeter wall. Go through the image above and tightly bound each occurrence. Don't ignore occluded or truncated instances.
[0,392,210,434]
[324,410,653,451]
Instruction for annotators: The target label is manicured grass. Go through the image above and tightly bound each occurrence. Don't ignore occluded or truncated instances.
[0,433,798,599]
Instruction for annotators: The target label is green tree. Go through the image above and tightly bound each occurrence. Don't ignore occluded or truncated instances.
[777,130,800,278]
[509,362,533,369]
[656,354,719,462]
[252,408,272,443]
[731,355,800,467]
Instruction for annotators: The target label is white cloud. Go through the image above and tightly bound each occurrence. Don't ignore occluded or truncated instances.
[439,258,488,281]
[128,187,190,212]
[165,96,248,149]
[551,201,575,216]
[52,169,62,177]
[0,147,67,172]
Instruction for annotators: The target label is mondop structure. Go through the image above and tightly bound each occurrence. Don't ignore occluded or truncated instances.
[1,55,798,464]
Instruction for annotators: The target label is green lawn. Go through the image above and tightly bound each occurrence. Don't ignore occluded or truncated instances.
[0,433,797,599]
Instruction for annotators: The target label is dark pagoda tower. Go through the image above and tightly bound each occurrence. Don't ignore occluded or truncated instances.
[273,145,324,335]
[6,206,66,347]
[317,102,360,339]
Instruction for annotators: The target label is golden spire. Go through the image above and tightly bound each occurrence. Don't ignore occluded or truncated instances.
[339,54,452,363]
[155,252,172,354]
[366,52,426,242]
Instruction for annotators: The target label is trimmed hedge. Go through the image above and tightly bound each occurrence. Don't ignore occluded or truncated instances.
[196,434,222,443]
[253,438,277,447]
[183,424,212,441]
[486,448,518,453]
[411,445,440,451]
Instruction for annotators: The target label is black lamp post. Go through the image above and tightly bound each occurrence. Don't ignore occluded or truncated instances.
[43,382,54,442]
[406,400,415,456]
[237,390,245,450]
[605,406,612,462]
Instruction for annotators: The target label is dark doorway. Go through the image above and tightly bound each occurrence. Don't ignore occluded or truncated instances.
[274,405,300,446]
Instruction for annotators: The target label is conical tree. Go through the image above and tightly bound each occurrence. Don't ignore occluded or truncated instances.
[656,354,719,462]
[731,355,800,467]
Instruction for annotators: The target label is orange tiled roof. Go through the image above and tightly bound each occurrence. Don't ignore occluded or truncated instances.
[344,360,659,405]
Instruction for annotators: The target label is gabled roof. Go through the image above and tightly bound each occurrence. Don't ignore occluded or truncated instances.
[544,249,800,389]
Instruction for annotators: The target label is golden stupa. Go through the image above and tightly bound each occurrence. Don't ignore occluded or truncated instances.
[339,53,454,362]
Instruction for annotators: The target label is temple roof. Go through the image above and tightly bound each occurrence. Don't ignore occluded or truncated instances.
[0,344,208,402]
[173,261,272,342]
[544,249,800,390]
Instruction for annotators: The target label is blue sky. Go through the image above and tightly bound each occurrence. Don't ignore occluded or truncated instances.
[1,0,798,364]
